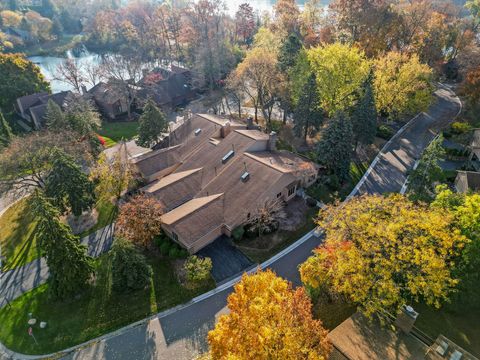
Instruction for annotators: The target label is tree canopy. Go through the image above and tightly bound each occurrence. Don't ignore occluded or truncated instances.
[115,194,165,248]
[0,110,13,148]
[307,43,370,115]
[136,99,168,148]
[32,191,93,299]
[373,52,433,119]
[0,53,50,112]
[300,194,467,316]
[208,269,331,360]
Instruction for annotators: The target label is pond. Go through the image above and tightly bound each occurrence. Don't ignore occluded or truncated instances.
[28,49,102,93]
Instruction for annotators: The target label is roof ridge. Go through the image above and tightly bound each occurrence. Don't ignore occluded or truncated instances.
[161,193,224,225]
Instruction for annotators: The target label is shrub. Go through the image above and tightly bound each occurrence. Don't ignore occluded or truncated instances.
[178,248,189,259]
[168,247,179,259]
[183,256,212,286]
[232,226,245,241]
[159,241,171,256]
[377,124,394,140]
[451,122,471,135]
[111,238,152,292]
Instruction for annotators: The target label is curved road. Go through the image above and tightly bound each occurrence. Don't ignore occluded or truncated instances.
[1,86,461,360]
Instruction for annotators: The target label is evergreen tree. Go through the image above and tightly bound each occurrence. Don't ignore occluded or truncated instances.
[45,100,67,131]
[408,135,446,203]
[45,148,96,216]
[111,237,152,292]
[32,192,93,299]
[278,32,303,72]
[351,75,377,149]
[136,99,168,148]
[293,73,323,139]
[0,110,13,147]
[316,112,353,183]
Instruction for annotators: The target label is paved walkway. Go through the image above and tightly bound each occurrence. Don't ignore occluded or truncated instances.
[0,86,461,360]
[0,225,114,308]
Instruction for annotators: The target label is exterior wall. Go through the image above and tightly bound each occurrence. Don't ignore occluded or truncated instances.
[145,163,180,183]
[189,226,223,253]
[455,173,468,194]
[246,140,268,152]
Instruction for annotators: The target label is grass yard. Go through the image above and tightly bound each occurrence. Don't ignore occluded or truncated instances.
[414,287,480,356]
[0,198,116,271]
[0,198,40,271]
[0,252,215,355]
[98,121,139,147]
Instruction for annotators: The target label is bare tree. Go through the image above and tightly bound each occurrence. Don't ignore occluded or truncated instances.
[83,61,103,88]
[100,54,146,119]
[54,58,85,94]
[246,199,286,237]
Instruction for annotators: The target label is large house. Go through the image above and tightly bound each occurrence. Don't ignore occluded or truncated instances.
[87,65,196,121]
[15,91,72,130]
[132,113,318,253]
[455,129,480,193]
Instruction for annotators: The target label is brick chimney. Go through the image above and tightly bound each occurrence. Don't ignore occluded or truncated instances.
[221,121,231,138]
[394,305,419,334]
[268,131,277,151]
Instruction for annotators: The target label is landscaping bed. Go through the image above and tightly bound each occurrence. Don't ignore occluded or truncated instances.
[0,251,215,355]
[235,200,318,264]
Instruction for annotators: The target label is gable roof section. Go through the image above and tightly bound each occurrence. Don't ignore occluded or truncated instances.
[143,168,203,210]
[175,129,259,188]
[132,144,181,179]
[245,151,318,174]
[199,154,296,228]
[17,92,49,112]
[162,193,223,225]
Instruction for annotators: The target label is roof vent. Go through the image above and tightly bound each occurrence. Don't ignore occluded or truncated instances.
[241,172,250,182]
[194,128,202,136]
[222,150,235,164]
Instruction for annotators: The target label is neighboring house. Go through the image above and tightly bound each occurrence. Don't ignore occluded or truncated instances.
[15,91,72,129]
[137,65,197,112]
[86,82,129,121]
[455,171,480,193]
[132,113,319,253]
[468,129,480,172]
[328,307,478,360]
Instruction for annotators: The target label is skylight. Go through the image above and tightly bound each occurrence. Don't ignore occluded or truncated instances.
[241,172,250,182]
[222,150,235,164]
[194,128,202,136]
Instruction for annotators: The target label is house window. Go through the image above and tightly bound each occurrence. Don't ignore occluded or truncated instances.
[276,192,282,198]
[171,232,179,242]
[287,186,296,197]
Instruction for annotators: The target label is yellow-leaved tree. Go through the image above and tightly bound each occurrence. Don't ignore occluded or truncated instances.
[307,43,371,115]
[208,269,332,360]
[373,51,433,119]
[300,194,467,317]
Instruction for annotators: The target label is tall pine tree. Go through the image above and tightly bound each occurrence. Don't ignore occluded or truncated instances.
[136,99,168,148]
[278,33,303,72]
[316,112,353,183]
[351,75,377,149]
[32,192,93,299]
[293,73,323,139]
[45,148,96,216]
[45,99,67,131]
[0,110,13,147]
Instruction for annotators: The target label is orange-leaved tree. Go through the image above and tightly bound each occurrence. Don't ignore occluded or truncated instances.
[300,194,467,317]
[208,269,332,360]
[115,194,165,248]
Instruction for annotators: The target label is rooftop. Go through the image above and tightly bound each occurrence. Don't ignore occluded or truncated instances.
[161,194,223,225]
[143,168,202,194]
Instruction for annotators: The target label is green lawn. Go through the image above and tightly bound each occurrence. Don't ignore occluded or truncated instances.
[98,121,139,147]
[414,286,480,356]
[0,198,40,271]
[0,252,215,355]
[0,198,116,271]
